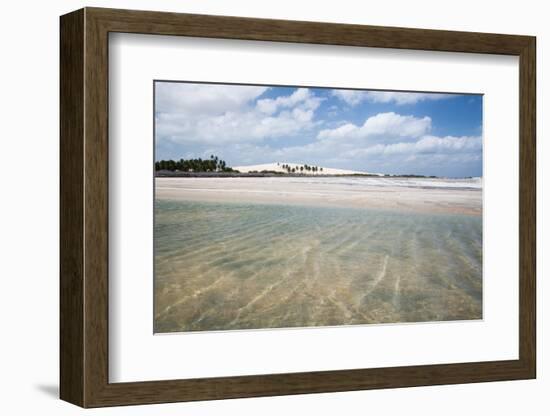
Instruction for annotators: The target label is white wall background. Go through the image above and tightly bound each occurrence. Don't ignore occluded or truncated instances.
[0,0,545,414]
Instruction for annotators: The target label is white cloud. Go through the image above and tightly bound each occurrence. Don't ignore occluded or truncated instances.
[156,82,267,115]
[331,90,366,106]
[317,112,431,140]
[256,88,321,115]
[156,85,323,144]
[332,90,454,106]
[343,135,482,157]
[262,133,482,176]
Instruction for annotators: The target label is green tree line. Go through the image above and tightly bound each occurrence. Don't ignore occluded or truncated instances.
[155,155,237,172]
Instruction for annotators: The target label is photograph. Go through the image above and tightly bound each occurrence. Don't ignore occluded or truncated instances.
[153,81,483,333]
[50,4,538,410]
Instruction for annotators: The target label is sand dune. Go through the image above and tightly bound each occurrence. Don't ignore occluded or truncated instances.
[233,162,383,176]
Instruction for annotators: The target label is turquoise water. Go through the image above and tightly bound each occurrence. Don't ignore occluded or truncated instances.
[154,200,482,333]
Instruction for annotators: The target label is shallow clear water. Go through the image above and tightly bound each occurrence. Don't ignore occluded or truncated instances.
[154,200,482,333]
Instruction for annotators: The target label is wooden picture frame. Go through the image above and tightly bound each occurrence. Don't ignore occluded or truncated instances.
[60,7,536,408]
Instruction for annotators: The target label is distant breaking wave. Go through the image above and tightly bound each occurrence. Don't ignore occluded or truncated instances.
[283,176,483,190]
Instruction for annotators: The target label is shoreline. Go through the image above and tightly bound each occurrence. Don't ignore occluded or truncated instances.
[155,171,460,180]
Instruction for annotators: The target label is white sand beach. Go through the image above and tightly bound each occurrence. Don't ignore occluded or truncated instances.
[155,176,482,216]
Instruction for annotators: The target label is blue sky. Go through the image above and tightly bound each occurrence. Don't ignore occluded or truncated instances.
[155,82,482,177]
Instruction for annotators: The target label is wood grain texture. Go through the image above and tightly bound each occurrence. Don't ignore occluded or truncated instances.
[83,10,110,406]
[59,8,84,407]
[88,7,532,55]
[59,7,537,408]
[518,38,536,375]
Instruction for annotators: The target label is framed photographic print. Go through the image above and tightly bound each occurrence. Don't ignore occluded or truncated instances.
[60,7,536,407]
